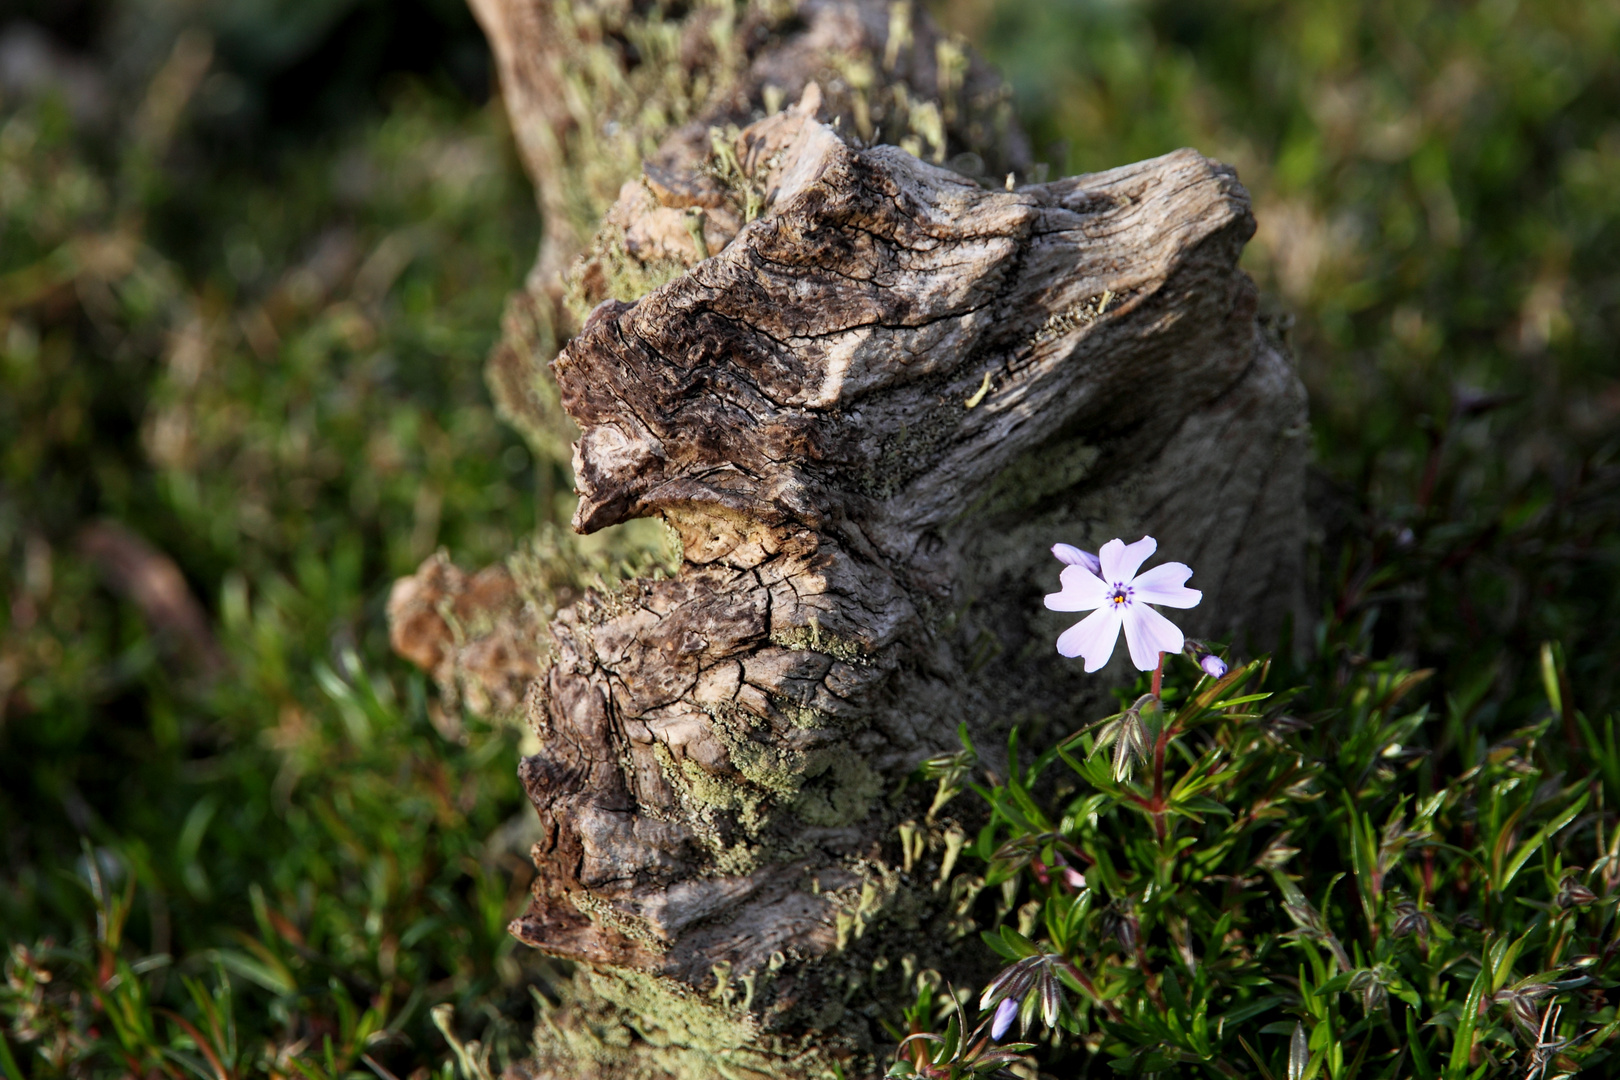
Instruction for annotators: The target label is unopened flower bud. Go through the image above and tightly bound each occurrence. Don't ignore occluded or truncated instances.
[1390,898,1430,939]
[1063,867,1087,890]
[991,996,1018,1040]
[1050,543,1102,576]
[1557,874,1598,909]
[1199,653,1228,679]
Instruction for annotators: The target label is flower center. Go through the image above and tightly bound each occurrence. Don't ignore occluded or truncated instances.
[1108,585,1132,607]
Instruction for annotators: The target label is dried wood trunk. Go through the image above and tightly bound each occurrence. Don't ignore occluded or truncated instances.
[389,3,1307,1078]
[473,0,1031,469]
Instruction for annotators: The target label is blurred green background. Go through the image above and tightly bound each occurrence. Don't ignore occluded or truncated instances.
[1,0,1616,1076]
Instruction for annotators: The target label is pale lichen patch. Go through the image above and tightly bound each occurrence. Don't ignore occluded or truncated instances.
[965,436,1101,520]
[569,890,669,955]
[702,701,811,799]
[1030,287,1116,345]
[769,617,869,664]
[564,222,688,322]
[528,962,854,1080]
[650,741,770,874]
[790,755,883,828]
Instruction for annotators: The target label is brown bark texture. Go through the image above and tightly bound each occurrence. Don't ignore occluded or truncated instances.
[387,2,1308,1078]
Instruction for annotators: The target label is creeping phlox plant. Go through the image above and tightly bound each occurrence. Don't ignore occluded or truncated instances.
[889,539,1620,1079]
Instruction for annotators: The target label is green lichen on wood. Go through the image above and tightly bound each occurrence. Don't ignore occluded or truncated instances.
[570,890,669,955]
[825,47,947,164]
[704,124,770,223]
[857,394,965,500]
[541,1,764,261]
[769,695,830,730]
[563,224,689,322]
[702,701,810,799]
[965,435,1101,521]
[532,817,995,1078]
[505,520,680,614]
[550,866,962,1074]
[649,712,883,867]
[532,963,856,1080]
[485,289,576,467]
[790,753,883,828]
[651,741,768,875]
[769,617,869,664]
[659,742,768,826]
[689,728,879,832]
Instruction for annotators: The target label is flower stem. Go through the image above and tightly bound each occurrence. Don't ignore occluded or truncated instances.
[1151,726,1169,841]
[1149,652,1170,841]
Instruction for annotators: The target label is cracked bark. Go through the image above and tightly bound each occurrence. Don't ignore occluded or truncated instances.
[389,3,1306,1078]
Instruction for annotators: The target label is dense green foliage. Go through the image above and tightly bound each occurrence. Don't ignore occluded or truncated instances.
[2,0,1618,1078]
[893,649,1620,1077]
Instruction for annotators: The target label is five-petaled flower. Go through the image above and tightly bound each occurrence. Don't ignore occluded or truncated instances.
[1044,536,1201,672]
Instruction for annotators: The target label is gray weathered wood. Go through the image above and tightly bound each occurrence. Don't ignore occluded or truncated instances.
[473,0,1033,474]
[389,3,1306,1077]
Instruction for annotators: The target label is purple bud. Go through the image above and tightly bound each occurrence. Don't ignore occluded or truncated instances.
[1063,867,1087,890]
[1199,654,1228,679]
[1051,543,1102,577]
[991,996,1018,1040]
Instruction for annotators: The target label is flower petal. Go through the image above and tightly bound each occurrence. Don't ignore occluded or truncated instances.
[991,996,1018,1040]
[1057,607,1123,672]
[1099,535,1156,583]
[1130,562,1203,608]
[1044,564,1109,612]
[1121,603,1185,671]
[1051,543,1102,576]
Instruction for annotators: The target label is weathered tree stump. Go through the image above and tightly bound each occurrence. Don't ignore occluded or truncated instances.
[389,3,1307,1078]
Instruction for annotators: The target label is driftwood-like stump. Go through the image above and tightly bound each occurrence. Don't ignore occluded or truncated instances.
[390,3,1307,1078]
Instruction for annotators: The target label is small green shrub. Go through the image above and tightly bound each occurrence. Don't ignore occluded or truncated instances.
[891,640,1620,1078]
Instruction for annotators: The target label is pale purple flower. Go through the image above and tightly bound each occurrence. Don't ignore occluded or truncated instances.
[991,996,1018,1040]
[1199,654,1228,679]
[1063,866,1087,890]
[1050,543,1102,577]
[1044,536,1202,672]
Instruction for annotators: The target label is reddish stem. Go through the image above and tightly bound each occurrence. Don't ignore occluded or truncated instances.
[1153,731,1168,796]
[1150,652,1165,699]
[1151,725,1170,840]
